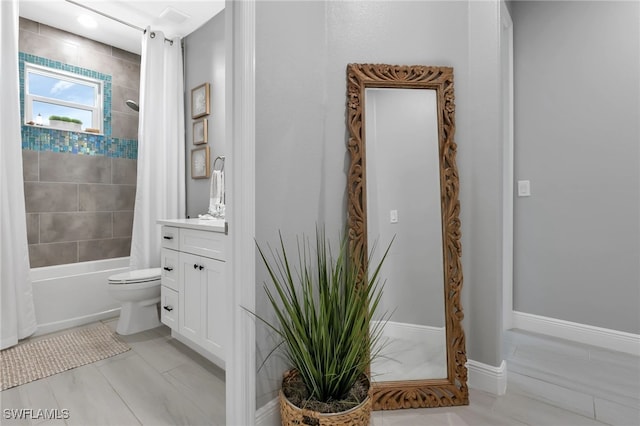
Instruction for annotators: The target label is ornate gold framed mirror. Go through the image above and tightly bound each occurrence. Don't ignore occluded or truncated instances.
[346,63,468,410]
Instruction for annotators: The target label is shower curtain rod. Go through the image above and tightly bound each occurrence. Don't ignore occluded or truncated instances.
[64,0,174,44]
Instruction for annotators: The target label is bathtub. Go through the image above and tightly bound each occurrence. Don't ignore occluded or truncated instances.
[30,257,130,336]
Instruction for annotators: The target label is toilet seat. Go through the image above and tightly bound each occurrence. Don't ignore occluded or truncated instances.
[108,268,161,285]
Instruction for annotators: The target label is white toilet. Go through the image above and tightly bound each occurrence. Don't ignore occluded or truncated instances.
[108,268,162,335]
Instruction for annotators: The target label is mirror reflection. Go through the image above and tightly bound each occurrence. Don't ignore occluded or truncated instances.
[365,88,447,382]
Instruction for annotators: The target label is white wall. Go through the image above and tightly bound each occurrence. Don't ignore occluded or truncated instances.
[184,10,226,218]
[255,0,505,407]
[512,1,640,334]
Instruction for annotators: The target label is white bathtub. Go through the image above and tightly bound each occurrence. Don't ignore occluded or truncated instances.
[30,257,130,336]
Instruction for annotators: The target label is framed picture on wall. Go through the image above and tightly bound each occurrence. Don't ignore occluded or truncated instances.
[193,118,208,145]
[191,146,210,179]
[191,82,210,119]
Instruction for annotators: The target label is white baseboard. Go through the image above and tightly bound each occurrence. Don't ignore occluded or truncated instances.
[255,397,279,426]
[467,359,507,395]
[512,311,640,356]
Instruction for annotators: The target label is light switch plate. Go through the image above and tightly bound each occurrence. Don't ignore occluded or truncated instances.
[517,180,531,197]
[390,210,398,223]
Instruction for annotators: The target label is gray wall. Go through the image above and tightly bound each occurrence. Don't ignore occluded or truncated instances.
[255,0,505,407]
[255,1,329,405]
[183,10,226,218]
[19,18,140,267]
[512,1,640,333]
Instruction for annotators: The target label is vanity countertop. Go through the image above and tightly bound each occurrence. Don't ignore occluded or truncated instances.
[157,218,227,234]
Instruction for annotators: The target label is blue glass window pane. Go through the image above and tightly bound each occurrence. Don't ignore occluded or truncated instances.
[28,72,96,107]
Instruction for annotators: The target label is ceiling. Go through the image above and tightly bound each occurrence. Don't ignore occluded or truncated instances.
[18,0,225,55]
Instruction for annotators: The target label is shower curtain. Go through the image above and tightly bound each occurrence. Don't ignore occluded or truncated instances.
[130,29,185,269]
[1,0,37,349]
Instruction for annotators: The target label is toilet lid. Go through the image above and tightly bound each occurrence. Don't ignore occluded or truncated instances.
[108,268,161,284]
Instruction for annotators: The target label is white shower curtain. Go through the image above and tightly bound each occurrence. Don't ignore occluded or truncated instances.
[130,29,185,269]
[1,0,37,349]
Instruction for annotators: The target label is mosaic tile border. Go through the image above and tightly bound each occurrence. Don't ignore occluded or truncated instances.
[21,125,137,158]
[19,53,137,160]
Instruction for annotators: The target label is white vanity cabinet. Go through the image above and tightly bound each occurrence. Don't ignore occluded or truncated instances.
[160,237,179,329]
[158,219,227,368]
[179,251,225,357]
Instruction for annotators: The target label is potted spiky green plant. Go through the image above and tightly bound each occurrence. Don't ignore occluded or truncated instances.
[48,115,82,131]
[254,228,390,426]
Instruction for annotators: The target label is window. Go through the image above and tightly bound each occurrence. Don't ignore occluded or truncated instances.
[24,63,103,133]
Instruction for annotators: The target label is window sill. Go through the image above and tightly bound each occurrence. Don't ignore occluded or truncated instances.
[24,123,104,136]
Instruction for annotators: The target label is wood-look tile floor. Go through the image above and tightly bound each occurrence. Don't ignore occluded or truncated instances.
[370,388,599,426]
[2,321,638,425]
[1,319,225,426]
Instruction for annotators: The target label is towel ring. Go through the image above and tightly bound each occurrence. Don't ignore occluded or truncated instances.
[213,156,225,173]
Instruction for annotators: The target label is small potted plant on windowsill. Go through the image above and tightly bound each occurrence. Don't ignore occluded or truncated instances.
[254,228,391,426]
[48,115,82,131]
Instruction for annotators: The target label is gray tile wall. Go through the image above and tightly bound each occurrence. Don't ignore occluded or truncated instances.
[23,152,137,267]
[20,19,140,267]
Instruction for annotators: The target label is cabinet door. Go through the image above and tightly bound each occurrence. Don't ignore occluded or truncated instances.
[161,226,179,250]
[161,248,179,291]
[160,286,178,330]
[179,252,202,343]
[201,256,226,362]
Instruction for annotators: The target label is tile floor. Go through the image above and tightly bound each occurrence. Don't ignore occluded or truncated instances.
[1,319,225,426]
[2,320,638,425]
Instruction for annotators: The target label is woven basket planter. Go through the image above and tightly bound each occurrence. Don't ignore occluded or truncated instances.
[279,370,372,426]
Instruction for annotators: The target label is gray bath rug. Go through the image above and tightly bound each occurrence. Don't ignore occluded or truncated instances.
[1,323,130,391]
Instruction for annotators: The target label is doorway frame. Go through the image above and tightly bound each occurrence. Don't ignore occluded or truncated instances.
[500,0,514,332]
[226,0,257,424]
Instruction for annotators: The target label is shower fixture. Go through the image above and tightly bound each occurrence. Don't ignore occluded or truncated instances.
[125,100,139,112]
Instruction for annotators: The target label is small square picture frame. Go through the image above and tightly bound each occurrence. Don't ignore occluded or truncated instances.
[191,146,210,179]
[193,118,208,145]
[191,82,210,119]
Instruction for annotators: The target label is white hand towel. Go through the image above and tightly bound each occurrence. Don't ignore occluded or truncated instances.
[208,170,225,216]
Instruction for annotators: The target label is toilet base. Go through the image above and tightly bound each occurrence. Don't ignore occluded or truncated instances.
[116,297,161,335]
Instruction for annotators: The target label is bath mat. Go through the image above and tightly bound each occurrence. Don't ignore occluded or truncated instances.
[1,323,130,391]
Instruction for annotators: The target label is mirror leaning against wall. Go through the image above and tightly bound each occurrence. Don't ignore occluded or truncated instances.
[346,63,468,410]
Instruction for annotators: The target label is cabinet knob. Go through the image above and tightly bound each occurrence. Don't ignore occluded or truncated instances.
[163,236,173,240]
[163,266,173,272]
[193,264,198,269]
[163,305,173,312]
[199,265,204,270]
